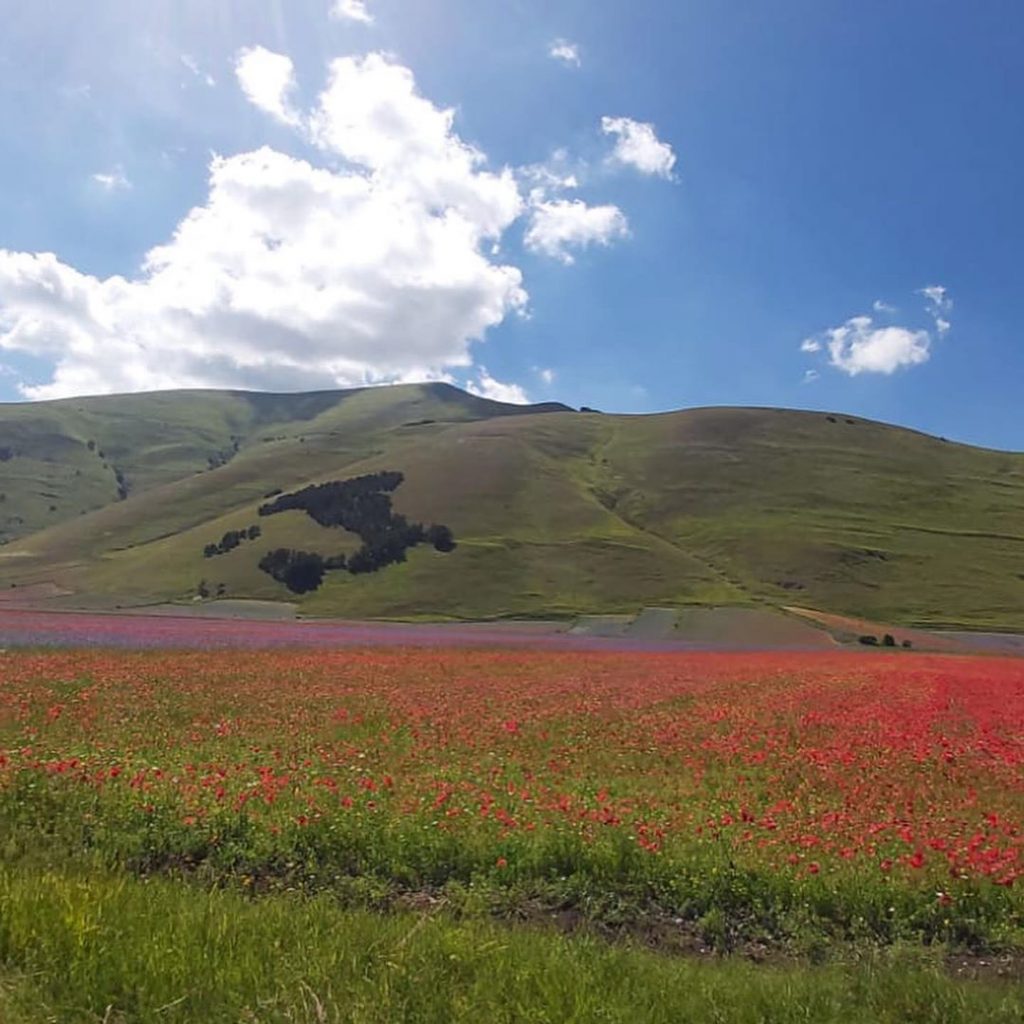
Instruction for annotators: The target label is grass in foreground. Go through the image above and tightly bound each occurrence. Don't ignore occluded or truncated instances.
[2,864,1024,1024]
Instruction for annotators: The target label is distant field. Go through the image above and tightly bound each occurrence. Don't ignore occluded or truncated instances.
[3,605,1021,656]
[3,645,1024,1019]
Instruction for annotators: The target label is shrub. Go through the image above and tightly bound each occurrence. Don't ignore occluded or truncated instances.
[427,524,457,553]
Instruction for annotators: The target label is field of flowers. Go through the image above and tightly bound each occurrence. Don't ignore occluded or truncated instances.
[3,645,1024,957]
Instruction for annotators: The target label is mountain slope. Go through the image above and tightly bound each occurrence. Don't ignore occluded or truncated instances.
[2,387,1022,628]
[0,383,569,545]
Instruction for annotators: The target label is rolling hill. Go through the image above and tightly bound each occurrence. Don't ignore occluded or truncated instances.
[1,383,1022,629]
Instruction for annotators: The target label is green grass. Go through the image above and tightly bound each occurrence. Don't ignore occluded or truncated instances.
[3,386,1024,628]
[1,863,1023,1024]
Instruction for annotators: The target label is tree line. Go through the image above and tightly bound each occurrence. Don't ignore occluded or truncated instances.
[256,471,456,593]
[203,524,262,559]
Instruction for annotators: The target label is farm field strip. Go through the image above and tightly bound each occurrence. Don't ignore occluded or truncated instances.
[0,607,828,652]
[3,647,1024,953]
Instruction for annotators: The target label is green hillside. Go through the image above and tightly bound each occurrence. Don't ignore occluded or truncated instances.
[0,383,567,546]
[1,385,1022,629]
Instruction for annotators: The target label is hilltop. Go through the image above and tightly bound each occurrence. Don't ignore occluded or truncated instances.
[1,383,1022,629]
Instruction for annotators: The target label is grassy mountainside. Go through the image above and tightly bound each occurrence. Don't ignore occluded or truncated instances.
[0,383,568,546]
[1,386,1022,628]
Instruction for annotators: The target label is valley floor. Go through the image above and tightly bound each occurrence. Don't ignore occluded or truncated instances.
[1,604,1021,654]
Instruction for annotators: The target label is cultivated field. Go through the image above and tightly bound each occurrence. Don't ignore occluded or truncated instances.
[3,640,1024,1020]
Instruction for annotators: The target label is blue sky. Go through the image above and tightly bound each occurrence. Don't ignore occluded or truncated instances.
[0,1,1022,449]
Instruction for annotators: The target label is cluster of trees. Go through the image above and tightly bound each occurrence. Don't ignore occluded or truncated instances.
[257,549,328,594]
[257,471,456,593]
[258,471,406,531]
[207,437,241,470]
[859,633,912,649]
[113,467,129,501]
[203,524,261,559]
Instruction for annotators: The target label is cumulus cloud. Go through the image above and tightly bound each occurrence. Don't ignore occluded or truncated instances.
[524,198,628,264]
[92,169,131,191]
[803,287,952,378]
[601,116,676,179]
[465,367,529,404]
[0,52,531,399]
[308,54,523,238]
[331,0,373,23]
[548,39,581,67]
[536,367,556,385]
[235,46,301,126]
[1,48,657,401]
[820,316,931,376]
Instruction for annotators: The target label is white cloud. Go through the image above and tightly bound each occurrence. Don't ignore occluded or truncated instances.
[919,284,952,314]
[537,367,556,385]
[0,53,529,399]
[331,0,373,23]
[804,286,952,378]
[601,116,676,179]
[519,157,579,196]
[548,39,581,67]
[820,316,931,376]
[235,46,301,126]
[92,169,130,191]
[524,198,628,264]
[465,367,529,404]
[802,369,819,384]
[308,54,523,238]
[919,284,953,337]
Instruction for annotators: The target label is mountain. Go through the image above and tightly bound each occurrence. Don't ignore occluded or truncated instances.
[1,383,1022,629]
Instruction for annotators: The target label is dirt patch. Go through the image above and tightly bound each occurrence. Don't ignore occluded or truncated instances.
[376,888,1024,978]
[945,951,1024,983]
[675,606,836,650]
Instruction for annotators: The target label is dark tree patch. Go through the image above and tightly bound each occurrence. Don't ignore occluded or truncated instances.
[258,549,325,594]
[203,524,262,558]
[257,471,455,593]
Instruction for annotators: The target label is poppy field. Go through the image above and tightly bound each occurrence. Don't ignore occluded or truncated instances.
[3,645,1024,956]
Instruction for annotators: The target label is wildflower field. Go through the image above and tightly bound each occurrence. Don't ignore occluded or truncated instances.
[3,643,1024,1021]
